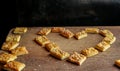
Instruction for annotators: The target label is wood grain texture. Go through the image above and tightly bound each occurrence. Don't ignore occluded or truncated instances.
[1,26,120,71]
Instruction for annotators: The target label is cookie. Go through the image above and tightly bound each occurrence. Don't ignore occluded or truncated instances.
[13,27,27,34]
[95,41,110,52]
[103,36,116,44]
[37,28,51,35]
[3,61,25,71]
[6,35,21,42]
[1,42,19,51]
[81,47,99,57]
[51,27,65,33]
[74,31,87,39]
[45,42,59,51]
[115,59,120,67]
[99,29,113,37]
[60,29,74,39]
[11,46,29,56]
[50,48,70,60]
[0,53,17,64]
[35,36,50,46]
[68,52,86,65]
[85,28,99,34]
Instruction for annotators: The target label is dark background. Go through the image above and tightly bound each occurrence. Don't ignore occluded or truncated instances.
[1,0,120,46]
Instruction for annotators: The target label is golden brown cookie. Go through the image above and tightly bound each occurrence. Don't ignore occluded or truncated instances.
[74,31,87,39]
[60,29,74,39]
[13,27,27,34]
[68,52,86,65]
[51,27,65,33]
[35,36,50,46]
[0,53,17,64]
[95,41,110,52]
[50,48,70,60]
[81,47,99,57]
[99,29,113,37]
[1,42,19,51]
[11,46,29,56]
[6,35,21,42]
[85,28,99,34]
[45,42,59,51]
[3,61,25,71]
[115,59,120,67]
[103,36,116,44]
[37,28,51,35]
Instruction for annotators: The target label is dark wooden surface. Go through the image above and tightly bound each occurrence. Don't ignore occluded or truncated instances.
[0,26,120,71]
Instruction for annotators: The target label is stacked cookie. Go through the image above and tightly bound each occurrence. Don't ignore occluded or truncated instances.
[0,27,28,71]
[35,27,116,66]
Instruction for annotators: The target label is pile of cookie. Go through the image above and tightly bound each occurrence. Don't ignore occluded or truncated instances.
[34,27,119,67]
[0,27,28,71]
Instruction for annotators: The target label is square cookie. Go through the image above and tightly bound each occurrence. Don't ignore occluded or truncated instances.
[51,27,65,33]
[99,29,113,37]
[50,48,70,60]
[1,42,19,51]
[3,61,25,71]
[68,52,86,65]
[85,28,99,34]
[103,36,116,44]
[45,42,59,51]
[11,46,29,56]
[37,28,51,35]
[95,41,110,52]
[74,31,87,39]
[13,27,27,34]
[35,36,50,46]
[60,29,74,39]
[6,35,21,42]
[81,47,99,57]
[0,53,17,64]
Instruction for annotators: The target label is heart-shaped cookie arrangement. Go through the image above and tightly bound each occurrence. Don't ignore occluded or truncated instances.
[35,27,116,65]
[0,27,119,71]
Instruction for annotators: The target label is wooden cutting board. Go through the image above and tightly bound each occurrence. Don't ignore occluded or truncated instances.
[0,26,120,71]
